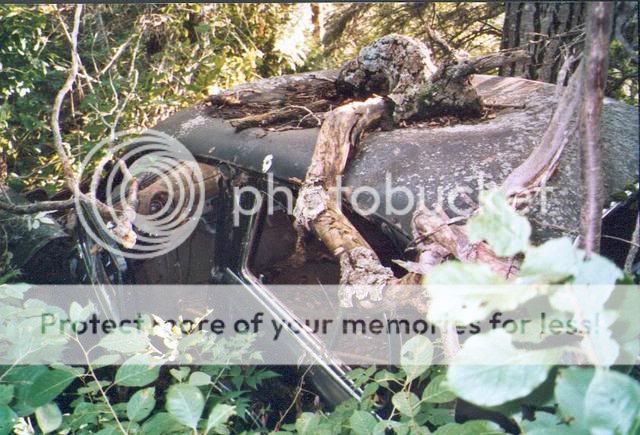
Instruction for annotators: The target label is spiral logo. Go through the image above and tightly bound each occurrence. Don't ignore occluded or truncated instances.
[76,129,205,259]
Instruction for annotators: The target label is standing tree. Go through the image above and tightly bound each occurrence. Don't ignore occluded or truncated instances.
[499,2,586,83]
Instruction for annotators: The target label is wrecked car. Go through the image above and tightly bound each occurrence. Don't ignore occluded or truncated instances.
[3,70,639,413]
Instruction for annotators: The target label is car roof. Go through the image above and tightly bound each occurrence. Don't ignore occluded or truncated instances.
[152,73,639,243]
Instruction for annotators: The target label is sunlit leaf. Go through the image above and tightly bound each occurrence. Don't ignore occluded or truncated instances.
[205,404,235,434]
[467,190,531,256]
[448,330,556,407]
[422,375,457,403]
[115,354,161,387]
[391,391,420,418]
[400,335,433,382]
[165,384,204,430]
[35,402,62,434]
[127,387,156,423]
[585,370,640,435]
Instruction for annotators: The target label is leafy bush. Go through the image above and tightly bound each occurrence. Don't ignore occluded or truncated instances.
[0,286,276,434]
[1,190,636,434]
[280,191,639,434]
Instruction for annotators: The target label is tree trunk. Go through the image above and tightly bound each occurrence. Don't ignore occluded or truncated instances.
[500,2,587,83]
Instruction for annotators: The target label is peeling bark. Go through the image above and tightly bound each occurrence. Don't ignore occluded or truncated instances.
[203,70,342,120]
[292,97,396,307]
[412,205,515,278]
[336,34,529,122]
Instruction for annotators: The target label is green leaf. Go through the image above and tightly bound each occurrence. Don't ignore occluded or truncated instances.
[361,382,380,399]
[518,238,581,284]
[467,190,531,256]
[141,412,188,435]
[94,425,121,435]
[434,420,504,435]
[573,253,622,285]
[549,284,613,318]
[554,368,594,431]
[447,330,556,407]
[35,402,62,434]
[189,371,211,387]
[0,385,14,406]
[169,367,190,383]
[205,404,235,434]
[610,285,640,346]
[1,366,47,416]
[98,327,150,354]
[400,335,433,382]
[426,262,539,325]
[76,380,111,395]
[349,410,377,435]
[423,407,455,426]
[165,384,205,430]
[519,412,566,434]
[391,391,420,418]
[0,405,17,435]
[69,301,95,323]
[426,262,505,286]
[115,354,161,387]
[127,387,156,423]
[585,370,640,435]
[195,24,211,33]
[0,283,29,300]
[26,368,76,408]
[295,412,320,435]
[372,420,403,435]
[422,374,457,403]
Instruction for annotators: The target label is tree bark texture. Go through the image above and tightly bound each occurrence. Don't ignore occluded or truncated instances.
[579,2,613,257]
[500,2,586,83]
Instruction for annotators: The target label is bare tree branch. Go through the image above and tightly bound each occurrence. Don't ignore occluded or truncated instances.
[624,212,639,275]
[0,197,75,214]
[501,61,584,199]
[580,2,613,257]
[51,4,83,195]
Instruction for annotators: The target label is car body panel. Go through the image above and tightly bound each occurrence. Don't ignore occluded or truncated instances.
[151,73,639,243]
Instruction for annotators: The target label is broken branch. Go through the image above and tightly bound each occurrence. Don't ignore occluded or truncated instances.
[230,100,330,131]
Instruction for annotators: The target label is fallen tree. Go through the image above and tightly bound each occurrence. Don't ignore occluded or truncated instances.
[202,30,622,328]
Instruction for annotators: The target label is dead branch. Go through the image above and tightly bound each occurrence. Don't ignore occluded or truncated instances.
[204,70,341,120]
[0,4,139,252]
[0,5,84,215]
[51,5,83,194]
[230,100,330,131]
[624,213,640,275]
[0,196,75,214]
[452,49,530,75]
[412,205,515,278]
[500,59,584,198]
[293,97,396,306]
[290,36,575,359]
[579,2,613,257]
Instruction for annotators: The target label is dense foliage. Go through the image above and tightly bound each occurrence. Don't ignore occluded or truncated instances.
[0,191,638,434]
[0,4,317,192]
[1,3,637,191]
